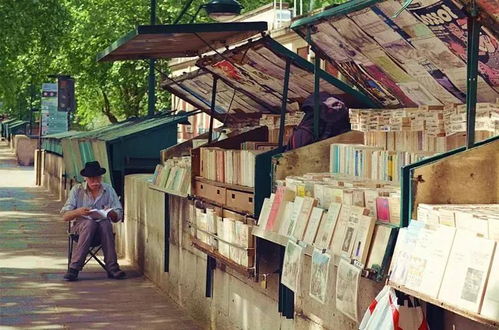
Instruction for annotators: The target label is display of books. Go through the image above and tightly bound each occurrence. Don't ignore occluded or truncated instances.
[416,204,499,240]
[256,172,397,277]
[349,103,498,152]
[150,157,191,196]
[200,147,267,188]
[330,143,431,182]
[390,206,499,321]
[193,206,254,268]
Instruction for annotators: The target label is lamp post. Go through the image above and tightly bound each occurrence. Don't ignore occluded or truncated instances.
[148,0,157,117]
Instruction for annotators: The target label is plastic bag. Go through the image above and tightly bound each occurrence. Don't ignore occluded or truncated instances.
[359,286,429,330]
[359,286,399,330]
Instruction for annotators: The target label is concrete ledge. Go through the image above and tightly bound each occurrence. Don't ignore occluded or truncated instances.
[15,135,37,166]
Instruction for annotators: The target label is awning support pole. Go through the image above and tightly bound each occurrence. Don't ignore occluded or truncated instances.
[465,1,480,149]
[208,76,219,143]
[306,27,321,140]
[313,54,321,140]
[278,59,292,147]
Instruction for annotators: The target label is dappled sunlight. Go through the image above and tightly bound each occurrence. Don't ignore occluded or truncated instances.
[0,141,201,329]
[0,211,55,218]
[0,253,68,269]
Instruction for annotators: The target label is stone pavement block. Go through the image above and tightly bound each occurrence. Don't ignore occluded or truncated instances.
[0,142,202,330]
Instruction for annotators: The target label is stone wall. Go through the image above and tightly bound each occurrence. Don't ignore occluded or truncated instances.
[40,151,68,201]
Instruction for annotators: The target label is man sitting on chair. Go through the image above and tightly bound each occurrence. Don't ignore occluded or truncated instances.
[61,161,125,281]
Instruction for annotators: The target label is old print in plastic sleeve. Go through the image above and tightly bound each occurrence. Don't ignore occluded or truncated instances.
[281,240,303,293]
[309,249,331,304]
[336,258,361,322]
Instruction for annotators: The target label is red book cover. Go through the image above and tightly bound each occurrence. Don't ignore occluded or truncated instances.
[376,197,390,223]
[265,186,285,231]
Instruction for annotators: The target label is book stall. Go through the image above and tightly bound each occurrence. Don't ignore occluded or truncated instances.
[59,114,181,197]
[158,34,375,297]
[96,0,499,328]
[286,0,499,328]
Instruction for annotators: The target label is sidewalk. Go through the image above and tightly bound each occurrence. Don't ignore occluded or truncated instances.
[0,141,201,329]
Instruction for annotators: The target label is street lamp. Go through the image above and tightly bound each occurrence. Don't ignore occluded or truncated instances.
[203,0,243,21]
[174,0,244,24]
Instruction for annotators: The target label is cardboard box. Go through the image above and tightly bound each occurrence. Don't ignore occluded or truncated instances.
[226,189,254,214]
[195,180,227,204]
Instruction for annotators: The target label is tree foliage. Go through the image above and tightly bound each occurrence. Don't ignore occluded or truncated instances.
[0,0,336,128]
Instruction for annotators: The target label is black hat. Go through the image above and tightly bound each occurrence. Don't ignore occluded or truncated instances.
[80,161,106,177]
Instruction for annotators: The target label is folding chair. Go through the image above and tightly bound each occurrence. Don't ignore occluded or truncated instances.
[67,221,111,276]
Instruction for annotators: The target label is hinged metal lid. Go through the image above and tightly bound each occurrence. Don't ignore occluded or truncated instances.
[97,22,268,62]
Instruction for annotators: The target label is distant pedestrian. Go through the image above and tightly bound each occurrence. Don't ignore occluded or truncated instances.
[61,161,125,281]
[286,92,351,150]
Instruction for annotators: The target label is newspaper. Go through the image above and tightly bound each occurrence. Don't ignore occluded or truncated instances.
[406,0,499,89]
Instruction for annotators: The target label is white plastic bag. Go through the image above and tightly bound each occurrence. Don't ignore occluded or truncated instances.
[359,286,430,330]
[359,285,399,330]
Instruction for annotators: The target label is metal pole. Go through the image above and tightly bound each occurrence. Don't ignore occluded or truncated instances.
[164,194,170,272]
[36,110,43,186]
[278,59,291,147]
[148,0,157,117]
[313,53,320,140]
[208,76,218,143]
[465,2,480,149]
[173,0,195,24]
[29,84,35,135]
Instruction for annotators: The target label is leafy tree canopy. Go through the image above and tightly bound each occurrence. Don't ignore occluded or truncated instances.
[0,0,341,128]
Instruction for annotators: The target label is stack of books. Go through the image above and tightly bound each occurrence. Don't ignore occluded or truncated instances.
[151,156,191,195]
[193,207,253,267]
[349,106,442,133]
[363,131,448,153]
[200,147,267,187]
[329,144,431,182]
[350,103,498,152]
[259,113,304,144]
[445,103,499,136]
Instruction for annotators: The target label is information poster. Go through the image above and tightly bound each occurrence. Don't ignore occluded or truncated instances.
[41,83,68,135]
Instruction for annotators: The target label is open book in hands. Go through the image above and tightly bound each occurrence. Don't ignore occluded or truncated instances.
[86,208,114,221]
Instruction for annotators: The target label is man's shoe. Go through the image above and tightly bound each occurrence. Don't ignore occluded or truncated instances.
[108,269,126,279]
[63,268,79,281]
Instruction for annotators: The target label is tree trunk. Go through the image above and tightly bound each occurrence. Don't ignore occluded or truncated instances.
[100,88,118,123]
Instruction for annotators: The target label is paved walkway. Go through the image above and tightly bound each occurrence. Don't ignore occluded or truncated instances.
[0,141,201,329]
